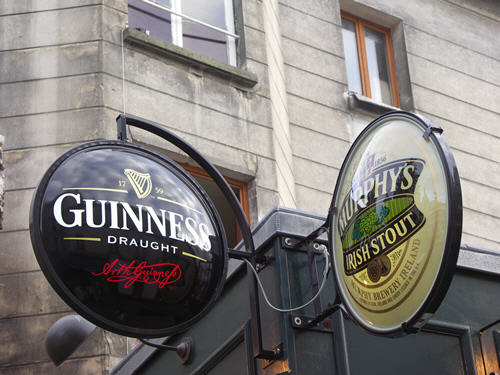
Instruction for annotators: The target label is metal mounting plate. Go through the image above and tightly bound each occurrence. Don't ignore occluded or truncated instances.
[290,315,333,333]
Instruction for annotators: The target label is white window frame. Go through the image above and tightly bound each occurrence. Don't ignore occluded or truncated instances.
[138,0,239,66]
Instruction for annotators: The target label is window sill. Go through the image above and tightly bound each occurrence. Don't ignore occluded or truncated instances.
[123,28,258,89]
[346,91,399,115]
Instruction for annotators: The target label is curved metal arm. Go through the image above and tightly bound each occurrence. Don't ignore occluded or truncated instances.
[117,114,255,255]
[116,114,279,360]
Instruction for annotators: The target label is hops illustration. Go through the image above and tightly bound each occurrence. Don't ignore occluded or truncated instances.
[352,220,362,241]
[376,205,389,225]
[360,211,378,237]
[352,204,390,241]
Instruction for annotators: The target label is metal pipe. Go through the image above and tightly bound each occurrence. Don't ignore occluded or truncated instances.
[116,114,280,361]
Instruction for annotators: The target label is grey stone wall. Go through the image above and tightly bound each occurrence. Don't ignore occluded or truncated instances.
[0,1,127,374]
[0,135,4,230]
[279,0,350,215]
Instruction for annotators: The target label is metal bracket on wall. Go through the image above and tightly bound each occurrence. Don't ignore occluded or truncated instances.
[280,225,349,334]
[281,236,328,253]
[281,225,353,334]
[281,235,328,317]
[261,344,284,369]
[422,125,443,140]
[115,114,283,362]
[228,248,272,266]
[290,314,333,333]
[289,300,347,333]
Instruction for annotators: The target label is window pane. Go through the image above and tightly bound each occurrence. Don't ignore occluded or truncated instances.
[341,18,363,94]
[128,0,173,42]
[182,23,228,63]
[181,0,231,64]
[364,26,393,105]
[182,0,227,28]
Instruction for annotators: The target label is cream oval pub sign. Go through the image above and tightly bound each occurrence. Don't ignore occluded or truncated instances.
[329,111,462,336]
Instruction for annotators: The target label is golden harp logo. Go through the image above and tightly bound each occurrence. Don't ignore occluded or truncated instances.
[124,168,152,199]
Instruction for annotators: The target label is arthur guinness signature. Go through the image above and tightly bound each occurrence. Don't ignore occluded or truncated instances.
[92,259,182,288]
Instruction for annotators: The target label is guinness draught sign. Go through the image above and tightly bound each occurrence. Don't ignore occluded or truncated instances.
[30,140,227,337]
[329,111,462,336]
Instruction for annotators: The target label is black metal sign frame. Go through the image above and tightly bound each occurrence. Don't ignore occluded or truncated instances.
[30,139,229,337]
[327,111,462,336]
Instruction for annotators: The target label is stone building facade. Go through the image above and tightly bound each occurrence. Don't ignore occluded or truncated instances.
[0,0,498,373]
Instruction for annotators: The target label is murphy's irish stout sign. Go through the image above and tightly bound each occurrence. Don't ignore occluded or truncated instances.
[30,141,227,337]
[329,112,462,336]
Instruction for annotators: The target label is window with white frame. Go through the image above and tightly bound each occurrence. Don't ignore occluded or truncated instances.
[128,0,238,66]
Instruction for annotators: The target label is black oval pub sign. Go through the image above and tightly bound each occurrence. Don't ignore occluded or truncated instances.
[30,141,227,337]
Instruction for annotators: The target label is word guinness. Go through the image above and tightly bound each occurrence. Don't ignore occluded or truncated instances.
[53,192,212,251]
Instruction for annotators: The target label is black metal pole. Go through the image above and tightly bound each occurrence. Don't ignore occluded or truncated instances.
[116,114,280,361]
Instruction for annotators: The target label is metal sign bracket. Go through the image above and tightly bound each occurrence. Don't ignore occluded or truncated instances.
[115,114,283,362]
